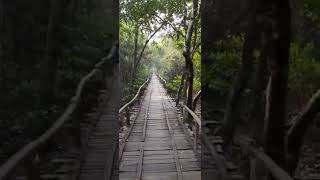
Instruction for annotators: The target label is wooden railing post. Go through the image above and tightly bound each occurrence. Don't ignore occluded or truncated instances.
[119,77,150,126]
[249,156,268,180]
[194,123,199,152]
[182,108,188,123]
[126,107,131,126]
[26,154,41,180]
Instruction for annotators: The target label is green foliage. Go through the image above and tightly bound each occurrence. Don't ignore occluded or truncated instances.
[120,19,153,104]
[203,34,244,94]
[120,0,201,103]
[166,75,182,92]
[289,42,320,95]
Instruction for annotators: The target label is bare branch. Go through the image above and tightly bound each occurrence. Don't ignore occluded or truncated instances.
[154,14,185,38]
[135,23,165,69]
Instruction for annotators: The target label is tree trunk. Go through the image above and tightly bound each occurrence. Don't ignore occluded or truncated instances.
[264,0,291,172]
[187,60,194,113]
[247,0,270,142]
[130,24,139,93]
[248,53,268,142]
[130,23,163,93]
[183,0,199,120]
[220,12,258,145]
[192,90,201,111]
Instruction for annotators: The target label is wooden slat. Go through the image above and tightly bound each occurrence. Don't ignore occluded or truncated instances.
[137,87,152,180]
[162,101,183,180]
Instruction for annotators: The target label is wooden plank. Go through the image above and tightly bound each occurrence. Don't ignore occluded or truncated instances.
[162,100,183,180]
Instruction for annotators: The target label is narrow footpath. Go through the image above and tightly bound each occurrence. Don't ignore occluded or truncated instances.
[119,74,201,180]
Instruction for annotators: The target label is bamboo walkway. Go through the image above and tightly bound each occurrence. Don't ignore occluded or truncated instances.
[119,75,201,180]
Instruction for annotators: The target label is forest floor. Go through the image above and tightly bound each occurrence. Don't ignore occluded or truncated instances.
[298,143,320,177]
[297,126,320,179]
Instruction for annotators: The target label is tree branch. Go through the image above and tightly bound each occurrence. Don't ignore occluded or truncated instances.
[285,89,320,172]
[134,23,165,69]
[154,14,185,38]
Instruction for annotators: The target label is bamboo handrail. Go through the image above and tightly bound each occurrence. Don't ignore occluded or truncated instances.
[235,136,293,180]
[0,42,119,180]
[192,90,201,110]
[202,134,228,179]
[156,73,200,126]
[181,104,201,126]
[157,74,167,84]
[157,72,291,180]
[119,77,150,114]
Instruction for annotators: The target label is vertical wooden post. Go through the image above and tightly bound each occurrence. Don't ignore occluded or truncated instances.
[126,107,130,126]
[250,158,257,180]
[72,114,82,150]
[26,154,41,180]
[182,108,185,122]
[194,123,199,152]
[249,153,268,180]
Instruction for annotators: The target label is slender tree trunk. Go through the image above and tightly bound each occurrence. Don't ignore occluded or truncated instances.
[130,23,163,93]
[192,90,201,110]
[247,0,270,142]
[130,24,139,93]
[0,3,5,93]
[248,54,268,142]
[263,0,291,172]
[221,12,258,145]
[183,0,199,119]
[187,60,194,111]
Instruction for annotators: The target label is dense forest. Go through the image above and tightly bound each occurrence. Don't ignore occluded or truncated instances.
[202,0,320,178]
[120,0,201,115]
[0,0,319,179]
[0,0,118,164]
[119,0,320,178]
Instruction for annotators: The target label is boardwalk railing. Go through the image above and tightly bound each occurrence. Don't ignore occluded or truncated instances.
[157,73,167,84]
[156,74,201,153]
[156,73,294,180]
[119,76,150,159]
[235,136,293,180]
[0,42,119,180]
[119,77,150,126]
[180,104,201,151]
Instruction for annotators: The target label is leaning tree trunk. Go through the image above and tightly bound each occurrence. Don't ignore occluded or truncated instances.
[183,0,199,121]
[220,12,259,145]
[130,23,163,93]
[130,24,139,93]
[285,89,320,174]
[192,90,201,110]
[38,0,64,106]
[186,59,194,113]
[247,0,270,143]
[263,0,291,173]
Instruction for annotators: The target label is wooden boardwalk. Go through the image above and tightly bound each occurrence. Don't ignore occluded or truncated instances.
[119,75,201,180]
[79,74,119,180]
